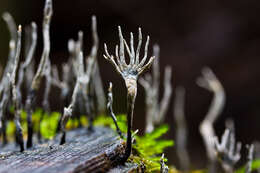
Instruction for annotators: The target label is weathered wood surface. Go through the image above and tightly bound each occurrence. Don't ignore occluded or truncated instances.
[0,127,138,173]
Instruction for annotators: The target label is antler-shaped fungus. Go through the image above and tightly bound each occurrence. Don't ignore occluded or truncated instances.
[174,86,190,171]
[17,22,37,109]
[68,31,96,131]
[197,67,225,172]
[139,44,172,133]
[26,0,53,148]
[0,12,17,145]
[60,53,82,145]
[214,128,241,173]
[104,26,155,162]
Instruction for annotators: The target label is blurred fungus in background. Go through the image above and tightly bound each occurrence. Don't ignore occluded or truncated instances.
[0,0,260,169]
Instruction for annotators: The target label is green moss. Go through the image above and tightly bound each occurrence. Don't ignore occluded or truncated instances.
[235,159,260,173]
[130,125,174,172]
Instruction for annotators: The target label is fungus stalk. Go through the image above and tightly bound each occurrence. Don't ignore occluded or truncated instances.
[107,82,123,138]
[245,144,254,173]
[60,70,81,145]
[139,44,172,133]
[174,86,190,171]
[17,22,37,108]
[10,26,24,152]
[0,12,17,145]
[104,26,155,162]
[42,58,51,113]
[26,0,52,148]
[197,67,225,172]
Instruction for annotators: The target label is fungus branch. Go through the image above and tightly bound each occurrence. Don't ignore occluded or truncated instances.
[107,82,123,138]
[89,16,106,115]
[139,44,172,133]
[26,0,53,148]
[197,67,226,165]
[174,86,190,171]
[214,128,241,173]
[10,26,24,152]
[104,26,155,162]
[0,12,17,96]
[51,64,69,100]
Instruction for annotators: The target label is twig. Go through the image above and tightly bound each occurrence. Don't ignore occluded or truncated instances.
[139,44,172,133]
[173,86,190,171]
[107,82,123,138]
[10,25,24,152]
[245,144,254,173]
[26,0,53,148]
[197,67,226,172]
[104,26,155,163]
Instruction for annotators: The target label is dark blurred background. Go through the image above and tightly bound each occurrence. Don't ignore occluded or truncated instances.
[1,0,260,170]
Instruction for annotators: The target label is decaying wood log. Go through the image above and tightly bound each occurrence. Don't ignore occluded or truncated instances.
[0,127,138,173]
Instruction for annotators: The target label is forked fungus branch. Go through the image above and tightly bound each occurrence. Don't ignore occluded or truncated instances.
[197,67,226,172]
[139,44,172,133]
[214,128,241,173]
[17,22,37,109]
[10,26,24,152]
[60,59,81,145]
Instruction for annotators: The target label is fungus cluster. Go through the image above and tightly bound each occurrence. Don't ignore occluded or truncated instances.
[0,0,258,173]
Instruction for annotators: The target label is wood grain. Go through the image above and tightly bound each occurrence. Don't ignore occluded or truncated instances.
[0,127,138,173]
